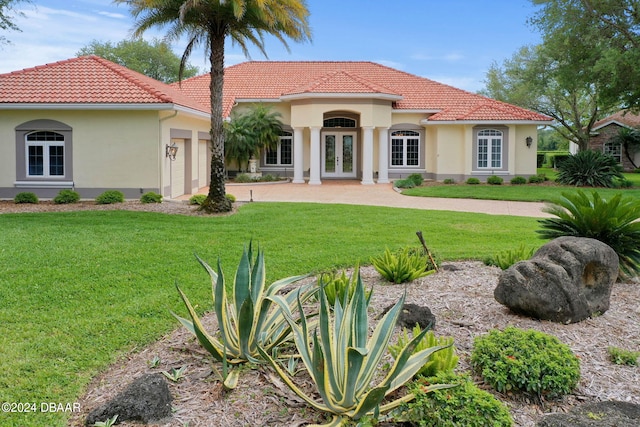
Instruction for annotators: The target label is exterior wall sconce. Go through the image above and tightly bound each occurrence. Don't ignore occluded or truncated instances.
[166,143,178,160]
[525,136,533,148]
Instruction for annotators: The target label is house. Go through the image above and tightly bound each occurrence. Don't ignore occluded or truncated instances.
[0,57,551,200]
[589,110,640,171]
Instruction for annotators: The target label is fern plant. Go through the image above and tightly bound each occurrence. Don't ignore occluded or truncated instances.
[172,243,316,371]
[556,150,624,187]
[388,325,459,378]
[371,247,435,284]
[259,269,453,426]
[537,190,640,276]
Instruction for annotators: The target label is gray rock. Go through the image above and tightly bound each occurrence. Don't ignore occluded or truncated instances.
[494,237,618,323]
[381,303,436,330]
[85,373,172,425]
[536,401,640,427]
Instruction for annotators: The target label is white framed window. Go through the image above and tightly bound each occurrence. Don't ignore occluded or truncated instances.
[391,130,420,167]
[25,131,65,177]
[477,129,503,168]
[604,141,622,163]
[265,131,293,166]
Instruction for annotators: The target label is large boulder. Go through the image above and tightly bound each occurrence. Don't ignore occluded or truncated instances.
[536,400,640,427]
[494,237,618,324]
[85,373,172,425]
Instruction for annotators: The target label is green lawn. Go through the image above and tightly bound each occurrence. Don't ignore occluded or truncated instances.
[402,171,640,202]
[0,203,540,427]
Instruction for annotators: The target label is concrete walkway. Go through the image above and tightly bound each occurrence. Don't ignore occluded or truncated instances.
[185,180,550,218]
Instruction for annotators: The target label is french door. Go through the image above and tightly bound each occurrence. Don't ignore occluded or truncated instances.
[322,132,357,178]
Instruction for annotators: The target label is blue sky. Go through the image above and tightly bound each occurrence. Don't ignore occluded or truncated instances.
[1,0,542,92]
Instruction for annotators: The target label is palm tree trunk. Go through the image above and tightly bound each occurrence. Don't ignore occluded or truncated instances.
[201,28,232,213]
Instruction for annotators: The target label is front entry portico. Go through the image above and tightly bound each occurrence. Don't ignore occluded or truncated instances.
[321,132,357,178]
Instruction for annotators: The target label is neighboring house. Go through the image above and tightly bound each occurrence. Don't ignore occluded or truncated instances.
[589,110,640,171]
[0,57,551,200]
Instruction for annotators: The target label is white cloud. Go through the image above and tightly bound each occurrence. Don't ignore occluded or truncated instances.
[97,11,128,20]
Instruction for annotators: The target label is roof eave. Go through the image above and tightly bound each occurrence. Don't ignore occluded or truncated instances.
[421,119,554,125]
[0,103,210,118]
[393,109,442,114]
[280,92,403,101]
[591,119,632,132]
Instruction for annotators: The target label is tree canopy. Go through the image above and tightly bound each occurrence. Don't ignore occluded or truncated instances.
[77,38,199,83]
[0,0,28,45]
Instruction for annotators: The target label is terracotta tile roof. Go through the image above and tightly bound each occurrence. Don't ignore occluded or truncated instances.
[0,55,209,113]
[175,61,551,122]
[593,110,640,130]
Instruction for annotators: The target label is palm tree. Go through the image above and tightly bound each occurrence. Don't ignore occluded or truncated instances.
[610,127,640,170]
[115,0,311,213]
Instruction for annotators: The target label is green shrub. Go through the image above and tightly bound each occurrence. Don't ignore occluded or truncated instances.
[189,194,207,205]
[140,192,162,203]
[487,175,504,185]
[371,247,436,284]
[14,192,39,204]
[395,372,514,427]
[537,190,640,276]
[471,326,580,398]
[510,176,527,185]
[634,168,640,173]
[528,174,546,184]
[388,325,458,378]
[607,346,640,366]
[537,153,546,168]
[95,190,124,205]
[407,173,424,186]
[317,265,372,307]
[394,178,415,189]
[484,244,536,270]
[443,178,455,184]
[556,150,624,187]
[614,178,634,188]
[234,173,253,183]
[260,174,278,182]
[53,189,80,204]
[225,193,236,203]
[466,177,480,185]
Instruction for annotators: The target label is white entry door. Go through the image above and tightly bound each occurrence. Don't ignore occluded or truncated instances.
[322,132,357,178]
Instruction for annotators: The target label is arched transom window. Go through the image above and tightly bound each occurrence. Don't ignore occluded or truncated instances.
[323,117,356,128]
[25,131,65,177]
[391,130,420,167]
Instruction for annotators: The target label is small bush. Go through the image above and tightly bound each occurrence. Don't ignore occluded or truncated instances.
[189,194,207,205]
[53,189,80,204]
[407,173,424,186]
[528,174,546,184]
[510,176,527,185]
[388,325,458,378]
[396,372,514,427]
[614,178,634,188]
[484,244,536,270]
[234,173,253,183]
[394,178,415,189]
[607,346,640,366]
[226,193,236,203]
[443,178,455,184]
[260,174,278,182]
[317,265,372,307]
[556,150,624,187]
[96,190,124,205]
[487,175,504,185]
[140,192,162,204]
[466,177,480,185]
[14,192,39,204]
[371,247,435,284]
[471,326,580,398]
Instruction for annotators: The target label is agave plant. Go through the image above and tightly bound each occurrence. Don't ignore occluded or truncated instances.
[317,264,372,307]
[259,268,452,426]
[537,190,640,277]
[371,247,436,284]
[172,243,316,372]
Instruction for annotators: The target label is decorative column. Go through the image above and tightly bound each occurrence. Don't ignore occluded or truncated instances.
[377,127,389,183]
[292,127,305,183]
[361,126,374,185]
[309,127,322,185]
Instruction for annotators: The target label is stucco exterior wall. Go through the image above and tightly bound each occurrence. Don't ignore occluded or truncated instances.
[513,125,538,176]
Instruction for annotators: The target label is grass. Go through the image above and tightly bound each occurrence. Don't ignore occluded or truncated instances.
[0,203,540,427]
[402,171,640,202]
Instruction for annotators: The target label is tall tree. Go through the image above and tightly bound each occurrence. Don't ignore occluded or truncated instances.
[115,0,311,213]
[531,0,640,111]
[77,38,199,83]
[482,45,609,151]
[0,0,28,45]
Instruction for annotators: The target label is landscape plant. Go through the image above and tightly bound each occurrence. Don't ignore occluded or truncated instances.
[407,173,424,186]
[394,178,415,189]
[53,189,80,204]
[172,243,316,369]
[537,190,640,276]
[471,326,580,398]
[259,269,453,426]
[393,372,514,427]
[95,190,124,205]
[14,192,38,204]
[510,176,527,185]
[607,346,640,366]
[189,194,207,205]
[484,244,536,270]
[140,191,162,203]
[556,149,624,187]
[487,175,503,185]
[388,325,458,378]
[371,247,435,284]
[466,177,480,184]
[317,265,372,307]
